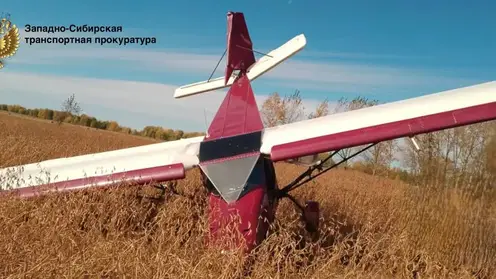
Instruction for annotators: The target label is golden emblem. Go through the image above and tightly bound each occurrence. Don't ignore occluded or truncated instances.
[0,14,20,69]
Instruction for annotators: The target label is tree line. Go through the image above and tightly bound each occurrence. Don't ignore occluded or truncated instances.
[0,102,204,141]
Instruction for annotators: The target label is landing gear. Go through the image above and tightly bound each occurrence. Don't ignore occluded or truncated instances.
[278,192,321,235]
[302,200,319,234]
[276,143,378,235]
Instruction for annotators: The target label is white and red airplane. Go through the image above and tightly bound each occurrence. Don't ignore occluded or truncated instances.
[1,11,495,253]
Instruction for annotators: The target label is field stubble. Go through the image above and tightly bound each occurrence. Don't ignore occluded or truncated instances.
[0,113,495,278]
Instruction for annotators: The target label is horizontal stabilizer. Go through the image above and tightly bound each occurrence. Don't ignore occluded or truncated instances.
[173,34,307,99]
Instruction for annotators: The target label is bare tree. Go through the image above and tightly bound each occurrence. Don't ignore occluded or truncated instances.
[307,98,329,119]
[402,121,496,188]
[62,94,82,115]
[56,94,82,125]
[260,90,305,127]
[260,90,331,166]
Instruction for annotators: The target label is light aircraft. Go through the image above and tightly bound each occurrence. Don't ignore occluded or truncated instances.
[1,11,495,253]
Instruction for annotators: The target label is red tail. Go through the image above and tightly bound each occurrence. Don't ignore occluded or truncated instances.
[207,75,264,139]
[225,12,256,85]
[200,12,269,253]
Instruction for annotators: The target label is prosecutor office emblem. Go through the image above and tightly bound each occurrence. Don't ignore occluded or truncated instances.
[0,13,20,69]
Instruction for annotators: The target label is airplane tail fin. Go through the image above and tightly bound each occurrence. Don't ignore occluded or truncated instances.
[225,11,256,85]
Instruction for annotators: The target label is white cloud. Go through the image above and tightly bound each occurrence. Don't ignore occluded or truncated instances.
[0,71,224,130]
[10,31,479,94]
[0,72,330,131]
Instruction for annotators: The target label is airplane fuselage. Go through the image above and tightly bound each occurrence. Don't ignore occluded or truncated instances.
[202,156,278,251]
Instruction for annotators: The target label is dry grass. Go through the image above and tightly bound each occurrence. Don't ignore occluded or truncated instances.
[1,113,495,279]
[0,111,156,168]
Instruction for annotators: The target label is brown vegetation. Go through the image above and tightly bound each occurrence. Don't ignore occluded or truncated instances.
[0,101,204,142]
[1,108,495,278]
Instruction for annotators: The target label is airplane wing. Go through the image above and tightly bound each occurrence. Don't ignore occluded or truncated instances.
[0,136,204,197]
[173,34,307,99]
[260,81,496,161]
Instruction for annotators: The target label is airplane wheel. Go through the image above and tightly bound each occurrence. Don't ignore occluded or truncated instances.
[302,200,319,234]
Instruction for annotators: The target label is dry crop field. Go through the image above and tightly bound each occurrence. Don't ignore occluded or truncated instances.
[0,112,495,279]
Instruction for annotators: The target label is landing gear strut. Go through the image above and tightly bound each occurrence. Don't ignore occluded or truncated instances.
[275,143,377,233]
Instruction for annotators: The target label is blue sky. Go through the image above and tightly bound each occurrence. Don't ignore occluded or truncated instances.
[1,0,495,132]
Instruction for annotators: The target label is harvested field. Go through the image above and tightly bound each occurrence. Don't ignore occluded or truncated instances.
[1,112,495,278]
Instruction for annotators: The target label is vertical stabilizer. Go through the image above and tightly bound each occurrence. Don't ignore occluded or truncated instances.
[225,12,256,85]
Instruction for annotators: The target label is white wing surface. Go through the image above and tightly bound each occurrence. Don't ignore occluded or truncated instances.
[0,136,204,197]
[260,81,496,161]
